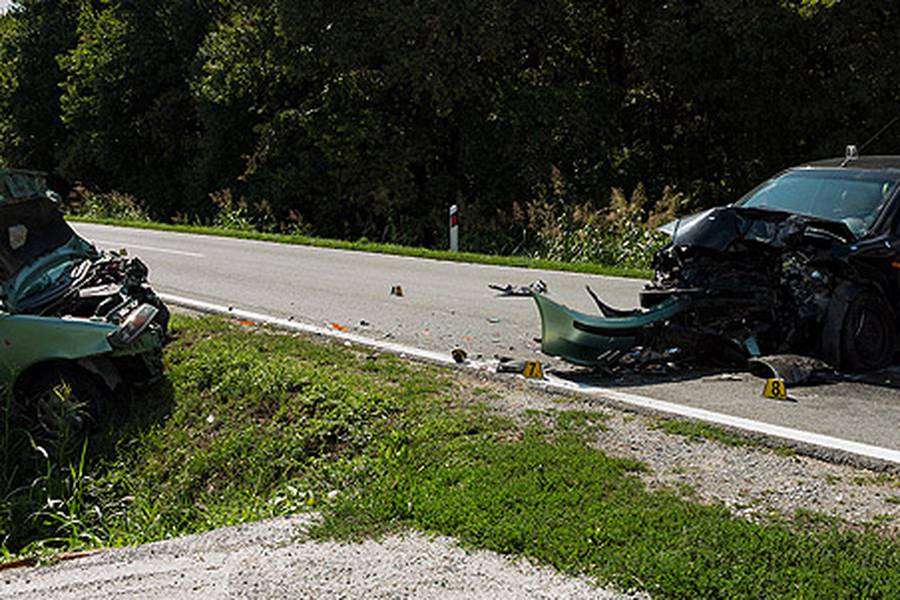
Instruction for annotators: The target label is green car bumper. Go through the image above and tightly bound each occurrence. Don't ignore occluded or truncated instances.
[532,293,691,366]
[0,310,163,385]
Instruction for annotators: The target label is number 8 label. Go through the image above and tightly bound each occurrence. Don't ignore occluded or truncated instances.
[763,378,788,400]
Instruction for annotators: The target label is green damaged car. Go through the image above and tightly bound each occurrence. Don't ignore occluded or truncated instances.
[0,169,167,433]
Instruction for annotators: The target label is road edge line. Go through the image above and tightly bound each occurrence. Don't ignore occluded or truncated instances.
[159,292,900,469]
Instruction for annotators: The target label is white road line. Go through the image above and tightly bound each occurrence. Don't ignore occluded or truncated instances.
[93,240,205,258]
[159,292,900,467]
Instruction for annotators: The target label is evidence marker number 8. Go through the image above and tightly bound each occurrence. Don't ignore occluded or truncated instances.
[763,378,788,401]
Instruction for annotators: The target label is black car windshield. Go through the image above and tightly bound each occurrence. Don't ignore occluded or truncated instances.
[738,168,900,237]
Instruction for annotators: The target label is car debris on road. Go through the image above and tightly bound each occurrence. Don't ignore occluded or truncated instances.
[496,153,900,378]
[0,169,168,442]
[489,280,547,297]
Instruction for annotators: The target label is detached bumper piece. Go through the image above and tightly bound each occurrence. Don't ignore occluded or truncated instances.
[532,293,691,366]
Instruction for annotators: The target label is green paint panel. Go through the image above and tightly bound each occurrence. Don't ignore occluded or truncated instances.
[0,313,116,383]
[532,293,690,366]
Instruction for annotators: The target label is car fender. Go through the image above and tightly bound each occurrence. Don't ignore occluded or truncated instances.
[0,313,116,384]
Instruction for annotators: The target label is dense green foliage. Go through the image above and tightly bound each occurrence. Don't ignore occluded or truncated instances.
[1,1,899,253]
[2,315,898,597]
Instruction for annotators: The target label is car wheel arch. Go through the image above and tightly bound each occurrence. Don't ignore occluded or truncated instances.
[822,282,897,370]
[13,358,117,397]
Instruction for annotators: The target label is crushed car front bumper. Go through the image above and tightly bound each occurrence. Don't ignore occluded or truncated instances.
[533,293,691,366]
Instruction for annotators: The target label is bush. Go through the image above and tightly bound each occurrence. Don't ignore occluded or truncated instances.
[513,180,689,270]
[68,186,150,222]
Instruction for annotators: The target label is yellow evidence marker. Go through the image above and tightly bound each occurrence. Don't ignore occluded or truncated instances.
[522,360,545,380]
[762,378,788,400]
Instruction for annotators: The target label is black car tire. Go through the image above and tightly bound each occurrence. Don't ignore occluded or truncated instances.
[13,365,109,452]
[838,291,896,371]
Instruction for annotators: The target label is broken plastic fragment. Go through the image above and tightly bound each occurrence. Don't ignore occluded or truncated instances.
[742,337,761,357]
[497,359,527,373]
[489,280,548,297]
[748,355,834,386]
[585,285,641,318]
[451,348,467,363]
[8,225,27,251]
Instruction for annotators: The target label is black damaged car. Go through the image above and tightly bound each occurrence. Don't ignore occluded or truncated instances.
[532,153,900,372]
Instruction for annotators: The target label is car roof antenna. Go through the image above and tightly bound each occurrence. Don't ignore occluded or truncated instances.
[842,116,899,167]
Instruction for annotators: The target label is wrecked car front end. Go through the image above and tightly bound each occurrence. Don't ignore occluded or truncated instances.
[0,169,167,396]
[531,162,900,372]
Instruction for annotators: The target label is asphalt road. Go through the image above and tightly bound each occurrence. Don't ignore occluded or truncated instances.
[73,223,900,454]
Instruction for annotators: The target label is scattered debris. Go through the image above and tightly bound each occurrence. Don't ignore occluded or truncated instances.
[451,348,468,363]
[495,358,546,379]
[489,280,547,297]
[0,550,103,573]
[390,285,404,297]
[359,320,371,327]
[487,317,501,324]
[747,355,835,386]
[331,322,348,332]
[496,358,528,374]
[703,373,745,382]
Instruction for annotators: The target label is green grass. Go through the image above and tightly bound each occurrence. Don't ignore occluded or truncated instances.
[2,315,898,598]
[319,419,898,598]
[1,314,451,555]
[650,417,753,447]
[66,216,652,279]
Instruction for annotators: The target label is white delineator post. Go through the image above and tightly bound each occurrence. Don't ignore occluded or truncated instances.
[449,204,459,252]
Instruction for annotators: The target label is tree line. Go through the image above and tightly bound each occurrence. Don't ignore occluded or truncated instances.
[0,0,898,253]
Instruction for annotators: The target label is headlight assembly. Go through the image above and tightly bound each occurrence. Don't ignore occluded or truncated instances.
[107,303,159,348]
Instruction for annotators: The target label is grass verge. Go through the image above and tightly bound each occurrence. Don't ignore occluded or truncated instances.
[650,417,753,447]
[2,315,898,597]
[66,216,652,279]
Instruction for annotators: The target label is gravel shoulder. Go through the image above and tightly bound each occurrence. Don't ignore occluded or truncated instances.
[480,376,900,533]
[1,516,641,600]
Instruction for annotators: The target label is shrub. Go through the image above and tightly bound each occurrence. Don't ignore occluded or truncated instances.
[68,186,150,222]
[513,180,689,270]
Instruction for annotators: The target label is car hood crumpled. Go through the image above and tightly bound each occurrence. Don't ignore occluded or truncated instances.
[659,205,858,253]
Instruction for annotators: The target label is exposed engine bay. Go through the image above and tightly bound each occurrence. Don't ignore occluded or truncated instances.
[16,249,169,330]
[522,161,900,375]
[0,170,168,396]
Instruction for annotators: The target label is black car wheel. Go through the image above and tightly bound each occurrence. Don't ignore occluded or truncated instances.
[12,366,109,453]
[838,291,896,371]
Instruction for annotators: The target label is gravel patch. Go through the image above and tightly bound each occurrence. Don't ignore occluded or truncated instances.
[1,516,641,600]
[471,376,900,533]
